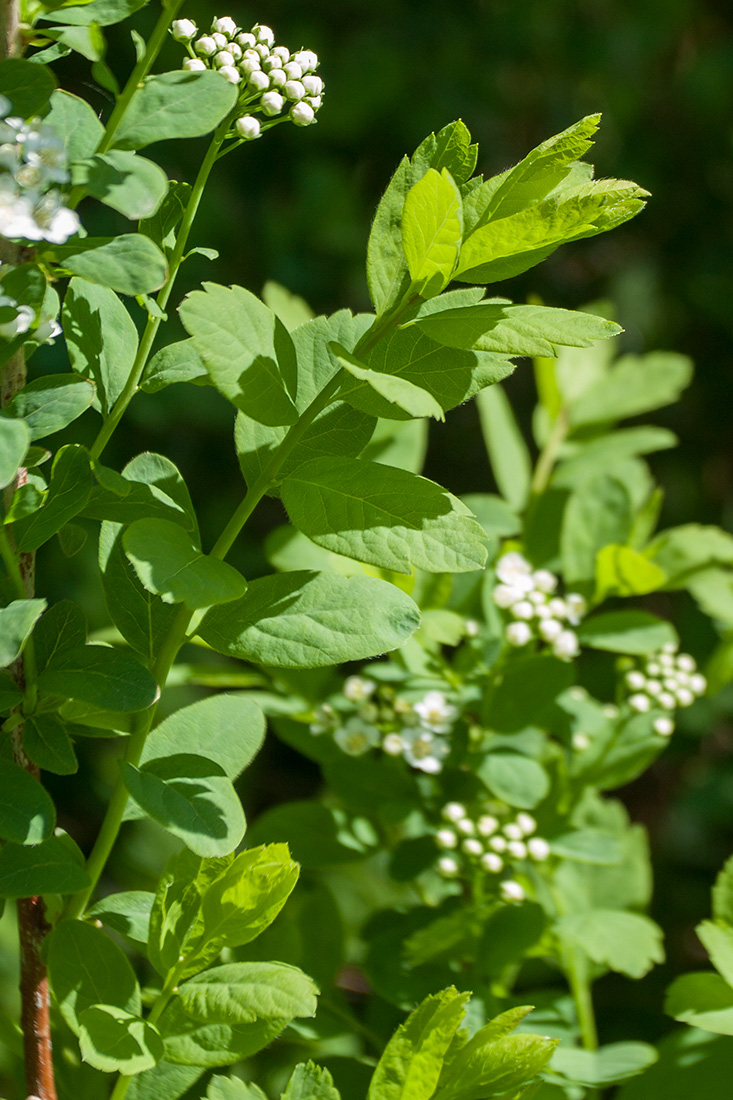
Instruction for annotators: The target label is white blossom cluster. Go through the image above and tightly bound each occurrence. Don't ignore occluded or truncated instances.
[309,678,458,774]
[435,800,552,901]
[0,96,80,246]
[623,643,707,737]
[171,16,323,140]
[492,551,586,661]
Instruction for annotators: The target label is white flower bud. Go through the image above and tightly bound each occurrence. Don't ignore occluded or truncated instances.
[663,677,679,692]
[477,814,499,837]
[382,733,404,756]
[603,704,619,718]
[506,621,532,647]
[272,45,291,62]
[260,91,285,116]
[677,653,697,673]
[529,590,547,606]
[228,42,242,59]
[548,597,567,618]
[253,24,275,46]
[689,673,707,695]
[211,32,228,48]
[659,653,675,669]
[456,818,475,836]
[503,823,524,841]
[234,115,261,140]
[628,693,651,713]
[248,70,270,92]
[438,855,460,877]
[565,593,587,624]
[255,43,270,59]
[645,679,662,697]
[489,835,507,852]
[239,53,262,76]
[436,828,457,850]
[283,61,304,81]
[535,603,552,620]
[496,552,533,588]
[527,837,551,861]
[307,95,322,111]
[462,838,484,857]
[236,32,256,48]
[268,67,287,87]
[183,58,207,71]
[663,641,679,654]
[219,65,241,84]
[507,840,527,859]
[213,50,235,67]
[464,619,481,637]
[294,49,318,72]
[442,802,465,822]
[511,600,534,621]
[646,661,661,676]
[625,670,647,691]
[676,688,695,707]
[171,18,197,41]
[653,716,675,737]
[480,852,504,873]
[284,79,306,100]
[500,880,525,902]
[493,584,520,608]
[539,618,563,642]
[552,630,580,661]
[195,35,217,56]
[572,731,591,750]
[532,570,558,594]
[516,813,537,835]
[658,692,677,710]
[290,101,315,126]
[214,16,237,36]
[302,73,324,96]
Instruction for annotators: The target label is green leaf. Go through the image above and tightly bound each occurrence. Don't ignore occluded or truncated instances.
[665,972,733,1035]
[140,694,265,781]
[54,235,167,296]
[2,375,95,440]
[556,909,664,978]
[0,58,56,116]
[413,302,621,357]
[40,0,146,26]
[198,571,421,668]
[147,849,223,980]
[433,1010,556,1100]
[487,654,574,731]
[0,598,46,667]
[0,762,55,844]
[402,167,463,296]
[177,961,318,1024]
[413,120,478,184]
[553,427,678,488]
[713,854,733,926]
[569,352,693,426]
[0,414,30,489]
[127,1062,204,1100]
[332,344,444,421]
[577,610,677,654]
[42,89,104,162]
[114,71,238,150]
[179,282,298,426]
[361,417,429,474]
[139,180,191,252]
[44,23,105,61]
[158,1002,285,1068]
[282,1063,341,1100]
[476,384,531,511]
[71,151,167,219]
[88,450,197,529]
[698,920,733,987]
[37,643,159,712]
[549,830,622,864]
[63,277,139,416]
[366,987,470,1100]
[560,474,633,585]
[262,280,314,330]
[367,156,415,316]
[479,753,550,809]
[0,833,89,897]
[595,544,667,600]
[140,340,208,394]
[47,919,141,1033]
[24,714,78,774]
[246,800,369,869]
[461,493,521,537]
[648,524,733,586]
[87,891,154,944]
[281,456,487,575]
[78,1005,164,1075]
[120,754,246,858]
[208,1076,268,1100]
[33,602,87,676]
[122,519,246,610]
[549,1043,658,1087]
[13,444,93,552]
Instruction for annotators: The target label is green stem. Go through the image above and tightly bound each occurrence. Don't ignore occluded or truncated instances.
[565,947,598,1052]
[88,120,229,462]
[529,406,569,497]
[0,526,38,712]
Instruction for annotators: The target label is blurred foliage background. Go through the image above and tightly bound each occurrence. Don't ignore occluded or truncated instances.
[5,0,733,1075]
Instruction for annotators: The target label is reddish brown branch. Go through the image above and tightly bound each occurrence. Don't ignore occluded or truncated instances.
[17,896,57,1100]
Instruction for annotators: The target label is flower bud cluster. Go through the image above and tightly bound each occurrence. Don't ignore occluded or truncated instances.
[0,97,80,245]
[172,16,324,140]
[622,643,707,736]
[434,800,552,900]
[309,677,457,774]
[492,552,586,661]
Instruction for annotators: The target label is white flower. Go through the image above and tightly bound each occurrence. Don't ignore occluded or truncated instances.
[253,23,275,46]
[234,116,261,140]
[413,690,457,733]
[248,71,270,92]
[535,603,552,620]
[500,880,525,902]
[455,817,476,836]
[527,836,551,861]
[625,670,646,691]
[211,32,228,48]
[662,641,679,654]
[272,45,291,63]
[662,677,679,692]
[493,583,522,608]
[572,731,591,750]
[228,42,242,59]
[283,61,303,80]
[236,31,256,48]
[32,194,80,243]
[343,676,376,702]
[218,66,241,84]
[442,802,465,822]
[565,593,587,625]
[334,718,380,756]
[552,630,580,661]
[480,852,504,873]
[309,703,335,734]
[284,79,306,101]
[496,552,534,592]
[401,728,449,773]
[33,317,61,343]
[212,15,237,36]
[645,679,662,697]
[689,673,707,695]
[507,840,527,859]
[213,49,235,67]
[548,597,567,618]
[653,716,674,737]
[529,590,547,606]
[381,733,404,756]
[436,828,457,850]
[646,661,661,676]
[267,68,287,87]
[659,653,675,669]
[239,53,262,76]
[503,823,524,841]
[511,600,534,620]
[628,693,651,713]
[676,653,697,673]
[676,688,694,707]
[438,855,460,877]
[489,835,507,852]
[464,619,480,637]
[183,57,207,71]
[0,184,38,239]
[462,838,484,857]
[532,569,557,594]
[658,692,677,710]
[171,18,197,40]
[195,35,217,56]
[506,621,532,647]
[294,49,319,72]
[539,618,563,642]
[516,812,537,835]
[477,814,499,837]
[0,303,33,339]
[302,73,324,96]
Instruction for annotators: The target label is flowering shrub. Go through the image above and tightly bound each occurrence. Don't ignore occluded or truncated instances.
[0,2,729,1100]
